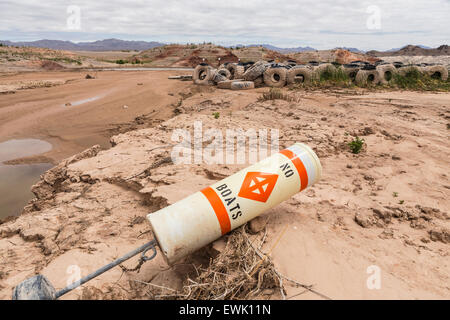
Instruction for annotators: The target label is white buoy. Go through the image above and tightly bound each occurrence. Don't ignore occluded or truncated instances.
[147,143,322,263]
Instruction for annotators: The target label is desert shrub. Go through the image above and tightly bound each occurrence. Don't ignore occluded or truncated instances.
[391,70,450,91]
[316,67,352,86]
[348,136,365,154]
[47,57,82,65]
[146,227,284,299]
[292,67,353,89]
[258,88,299,102]
[116,59,126,64]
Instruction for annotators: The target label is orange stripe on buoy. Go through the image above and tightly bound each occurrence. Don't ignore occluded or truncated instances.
[201,187,231,235]
[279,149,308,191]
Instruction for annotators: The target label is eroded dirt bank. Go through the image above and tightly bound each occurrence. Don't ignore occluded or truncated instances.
[0,70,192,164]
[0,86,449,299]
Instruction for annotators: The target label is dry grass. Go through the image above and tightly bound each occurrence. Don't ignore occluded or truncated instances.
[258,88,300,103]
[137,226,331,300]
[154,227,283,299]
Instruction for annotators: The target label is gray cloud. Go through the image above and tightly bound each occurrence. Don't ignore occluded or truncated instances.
[0,0,448,50]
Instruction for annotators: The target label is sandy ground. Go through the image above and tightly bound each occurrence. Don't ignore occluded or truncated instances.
[0,70,193,164]
[0,72,449,300]
[73,51,140,61]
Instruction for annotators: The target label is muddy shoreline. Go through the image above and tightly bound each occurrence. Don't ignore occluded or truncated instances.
[0,69,194,163]
[0,69,195,220]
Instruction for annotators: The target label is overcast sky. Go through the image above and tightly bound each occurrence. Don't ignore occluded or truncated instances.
[0,0,448,50]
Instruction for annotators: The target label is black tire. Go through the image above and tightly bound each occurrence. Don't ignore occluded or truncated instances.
[376,64,397,83]
[286,59,297,66]
[217,68,232,79]
[193,65,214,85]
[423,65,448,81]
[243,61,269,81]
[253,76,265,88]
[217,79,243,89]
[230,81,255,90]
[227,63,245,80]
[361,64,376,70]
[263,68,287,87]
[287,66,313,84]
[343,65,360,81]
[355,69,381,86]
[212,70,228,84]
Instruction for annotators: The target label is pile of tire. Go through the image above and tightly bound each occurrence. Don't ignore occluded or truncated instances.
[420,64,448,81]
[287,65,313,85]
[193,64,216,86]
[355,64,382,86]
[193,60,448,89]
[263,63,289,87]
[375,62,397,84]
[342,63,360,81]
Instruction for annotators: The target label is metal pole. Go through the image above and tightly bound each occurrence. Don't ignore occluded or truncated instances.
[55,240,157,299]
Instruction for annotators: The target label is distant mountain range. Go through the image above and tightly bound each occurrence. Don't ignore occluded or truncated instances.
[1,39,447,57]
[0,40,318,53]
[386,44,431,52]
[367,44,450,57]
[333,47,365,53]
[0,38,165,51]
[244,44,317,53]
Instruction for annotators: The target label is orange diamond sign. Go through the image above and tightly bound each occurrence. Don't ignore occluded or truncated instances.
[238,172,278,203]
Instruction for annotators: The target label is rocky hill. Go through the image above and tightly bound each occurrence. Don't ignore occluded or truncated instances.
[243,44,316,53]
[132,44,292,67]
[367,45,450,57]
[288,49,379,64]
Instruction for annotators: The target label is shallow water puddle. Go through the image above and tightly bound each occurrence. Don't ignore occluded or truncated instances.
[0,139,52,162]
[0,139,53,219]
